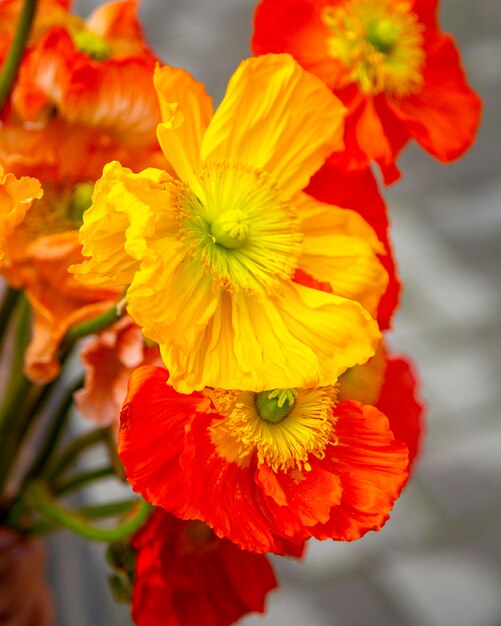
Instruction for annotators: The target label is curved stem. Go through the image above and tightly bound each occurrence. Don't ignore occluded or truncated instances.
[59,289,127,354]
[27,482,151,541]
[44,427,108,481]
[25,376,84,482]
[53,466,115,496]
[0,295,32,494]
[0,0,38,111]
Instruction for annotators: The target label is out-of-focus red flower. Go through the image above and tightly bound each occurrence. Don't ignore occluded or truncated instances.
[119,366,408,554]
[252,0,482,182]
[131,509,280,626]
[76,317,162,427]
[305,162,399,330]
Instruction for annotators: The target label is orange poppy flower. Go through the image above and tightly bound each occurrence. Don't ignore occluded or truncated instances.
[132,509,286,626]
[118,366,408,554]
[75,317,162,427]
[0,171,118,381]
[9,0,161,148]
[252,0,482,182]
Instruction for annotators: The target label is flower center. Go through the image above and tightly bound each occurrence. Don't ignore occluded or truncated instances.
[210,209,250,249]
[73,30,111,61]
[178,161,302,294]
[209,387,337,472]
[321,0,425,97]
[255,388,297,423]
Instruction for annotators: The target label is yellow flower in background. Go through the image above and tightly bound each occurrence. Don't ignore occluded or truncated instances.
[72,54,387,393]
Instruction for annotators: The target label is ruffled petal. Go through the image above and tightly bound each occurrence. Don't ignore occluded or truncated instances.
[75,317,162,427]
[390,34,482,162]
[72,162,176,289]
[295,192,388,315]
[0,167,42,263]
[164,281,380,393]
[155,64,214,195]
[118,365,204,519]
[201,54,346,199]
[258,461,342,527]
[252,0,340,89]
[182,413,308,554]
[306,163,400,330]
[126,244,220,352]
[376,356,425,472]
[132,510,278,626]
[311,401,409,541]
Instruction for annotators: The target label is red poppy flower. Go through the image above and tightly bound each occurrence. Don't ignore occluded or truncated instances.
[306,162,399,330]
[131,509,281,626]
[118,366,408,554]
[252,0,482,182]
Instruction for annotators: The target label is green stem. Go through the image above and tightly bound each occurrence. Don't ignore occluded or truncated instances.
[0,287,20,355]
[25,376,84,482]
[27,482,151,541]
[44,427,108,481]
[0,0,38,112]
[0,295,32,494]
[59,289,127,354]
[79,499,140,520]
[53,466,115,496]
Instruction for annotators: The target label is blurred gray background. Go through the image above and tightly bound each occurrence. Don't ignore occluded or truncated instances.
[50,0,501,624]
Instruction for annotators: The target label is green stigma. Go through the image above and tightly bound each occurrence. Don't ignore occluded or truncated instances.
[256,389,297,424]
[69,182,94,225]
[210,209,250,249]
[73,30,111,61]
[367,20,399,54]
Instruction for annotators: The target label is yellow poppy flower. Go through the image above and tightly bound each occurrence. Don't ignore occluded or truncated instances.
[72,54,386,392]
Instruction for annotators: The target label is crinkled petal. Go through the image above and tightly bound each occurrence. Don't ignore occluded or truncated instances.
[155,64,214,195]
[201,54,346,199]
[164,282,380,393]
[296,192,388,315]
[72,162,176,289]
[376,356,425,473]
[118,365,203,519]
[0,167,42,263]
[390,34,482,162]
[311,401,408,541]
[307,163,400,330]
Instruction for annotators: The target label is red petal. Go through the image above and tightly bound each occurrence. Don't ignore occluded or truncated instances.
[132,509,278,626]
[376,356,425,472]
[390,34,482,162]
[118,366,204,519]
[312,401,409,541]
[252,0,340,89]
[183,414,309,555]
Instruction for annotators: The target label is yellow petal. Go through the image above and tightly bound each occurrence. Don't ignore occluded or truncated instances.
[297,193,388,315]
[126,243,219,349]
[154,64,214,196]
[0,166,42,262]
[201,54,346,199]
[71,161,176,289]
[164,281,380,393]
